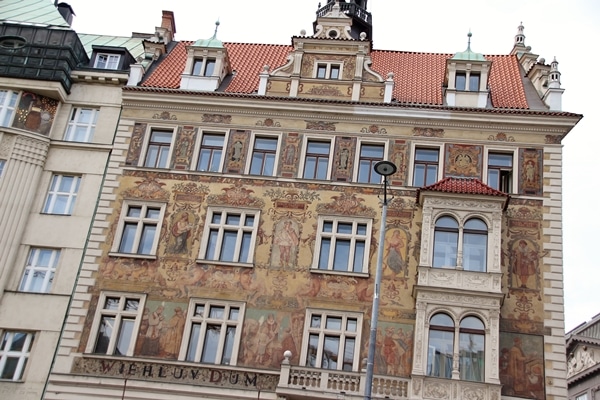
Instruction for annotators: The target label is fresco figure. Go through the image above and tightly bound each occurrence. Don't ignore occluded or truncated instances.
[512,240,538,288]
[160,307,186,358]
[273,220,299,267]
[171,212,193,253]
[384,229,407,277]
[142,305,164,356]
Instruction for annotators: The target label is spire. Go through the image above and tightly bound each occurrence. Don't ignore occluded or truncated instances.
[451,31,486,61]
[549,57,561,88]
[514,21,526,47]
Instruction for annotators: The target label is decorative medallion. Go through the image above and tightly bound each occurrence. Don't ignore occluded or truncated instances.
[305,120,337,131]
[444,144,482,178]
[413,127,444,137]
[152,111,177,120]
[255,118,281,127]
[488,132,515,142]
[360,125,387,134]
[202,114,231,124]
[207,185,265,208]
[544,134,562,144]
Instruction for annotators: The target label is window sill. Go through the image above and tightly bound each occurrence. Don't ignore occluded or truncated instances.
[310,268,369,278]
[108,252,157,260]
[196,259,254,268]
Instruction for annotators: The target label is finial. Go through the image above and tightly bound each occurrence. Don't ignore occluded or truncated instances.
[211,20,220,40]
[467,30,472,51]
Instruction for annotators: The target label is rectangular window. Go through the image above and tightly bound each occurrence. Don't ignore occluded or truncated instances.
[357,143,385,183]
[182,300,245,365]
[192,58,216,76]
[144,129,173,168]
[64,108,98,142]
[199,208,259,265]
[249,136,278,176]
[316,63,341,79]
[302,310,362,371]
[303,140,331,180]
[94,53,121,70]
[314,217,371,274]
[455,72,466,91]
[19,248,60,293]
[113,202,165,256]
[0,159,5,178]
[89,293,144,356]
[196,133,225,172]
[413,148,439,187]
[576,394,589,400]
[487,152,513,192]
[469,73,480,92]
[0,89,18,127]
[42,174,81,215]
[0,331,35,381]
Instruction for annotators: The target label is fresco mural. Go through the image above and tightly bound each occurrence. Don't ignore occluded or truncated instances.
[126,123,147,165]
[519,148,543,196]
[375,322,414,377]
[444,143,482,178]
[172,126,196,170]
[332,136,355,181]
[13,91,58,136]
[499,332,545,399]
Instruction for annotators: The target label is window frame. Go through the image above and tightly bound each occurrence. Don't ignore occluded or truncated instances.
[299,137,334,180]
[484,149,516,193]
[140,127,176,169]
[197,207,260,266]
[179,299,245,366]
[354,140,387,184]
[110,201,166,258]
[312,215,372,275]
[0,89,19,127]
[86,292,146,356]
[192,57,217,77]
[42,174,81,215]
[64,107,99,143]
[19,247,60,293]
[432,215,489,272]
[94,53,121,70]
[246,133,281,177]
[412,146,441,187]
[315,62,343,80]
[0,331,35,381]
[193,129,229,173]
[455,71,480,91]
[300,309,363,372]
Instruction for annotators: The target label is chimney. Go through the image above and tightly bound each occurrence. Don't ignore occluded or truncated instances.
[162,11,176,36]
[56,2,75,26]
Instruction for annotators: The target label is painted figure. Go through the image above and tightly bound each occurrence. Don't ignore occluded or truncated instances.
[512,240,538,288]
[172,212,193,253]
[385,229,407,277]
[274,220,299,267]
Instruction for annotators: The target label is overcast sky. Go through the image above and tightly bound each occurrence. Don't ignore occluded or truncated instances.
[65,0,600,332]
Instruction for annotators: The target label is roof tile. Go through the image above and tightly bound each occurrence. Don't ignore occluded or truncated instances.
[419,177,508,197]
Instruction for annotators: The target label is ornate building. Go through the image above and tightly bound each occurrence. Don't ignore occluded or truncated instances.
[566,314,600,400]
[41,1,580,399]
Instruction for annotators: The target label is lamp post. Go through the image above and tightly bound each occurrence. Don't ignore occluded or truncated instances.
[364,160,397,400]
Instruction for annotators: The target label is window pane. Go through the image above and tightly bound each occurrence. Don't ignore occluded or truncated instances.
[206,229,218,260]
[229,308,239,321]
[433,231,458,268]
[337,223,353,234]
[317,65,327,79]
[489,153,513,167]
[463,233,487,272]
[209,306,225,319]
[428,329,454,378]
[127,206,142,218]
[118,223,137,253]
[186,323,201,360]
[146,208,161,219]
[192,59,204,75]
[333,239,350,271]
[456,73,466,91]
[220,231,238,261]
[459,332,484,381]
[416,149,439,162]
[319,238,331,269]
[307,333,319,367]
[469,73,480,91]
[322,336,340,369]
[346,319,357,332]
[226,214,241,225]
[353,241,365,272]
[244,215,255,227]
[343,337,355,371]
[311,315,322,328]
[0,357,18,380]
[94,316,114,353]
[325,317,342,330]
[201,325,220,363]
[104,297,120,310]
[330,66,340,79]
[138,225,156,254]
[239,232,252,262]
[222,326,236,365]
[205,59,216,76]
[115,318,135,355]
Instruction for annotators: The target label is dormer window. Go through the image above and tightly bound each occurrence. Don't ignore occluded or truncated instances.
[455,72,480,92]
[192,57,216,77]
[316,63,341,79]
[94,53,121,70]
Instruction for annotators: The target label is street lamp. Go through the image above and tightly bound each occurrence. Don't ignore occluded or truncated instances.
[364,160,397,400]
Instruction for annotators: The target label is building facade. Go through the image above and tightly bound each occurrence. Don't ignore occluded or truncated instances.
[0,1,167,398]
[43,1,580,399]
[566,314,600,400]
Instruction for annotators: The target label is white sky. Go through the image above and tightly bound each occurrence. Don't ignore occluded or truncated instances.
[66,0,600,332]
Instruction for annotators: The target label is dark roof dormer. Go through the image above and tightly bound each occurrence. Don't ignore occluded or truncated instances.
[444,32,492,108]
[315,0,372,41]
[90,45,135,71]
[180,21,231,92]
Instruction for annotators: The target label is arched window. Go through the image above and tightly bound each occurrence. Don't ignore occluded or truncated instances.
[459,316,485,381]
[463,218,488,272]
[433,216,458,268]
[427,313,454,378]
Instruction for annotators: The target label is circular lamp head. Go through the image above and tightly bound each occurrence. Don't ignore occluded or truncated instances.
[374,160,397,176]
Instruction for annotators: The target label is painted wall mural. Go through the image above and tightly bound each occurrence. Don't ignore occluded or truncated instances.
[499,333,545,399]
[332,136,355,181]
[444,143,482,178]
[172,126,197,170]
[225,130,250,173]
[519,148,543,196]
[280,132,300,177]
[12,91,58,136]
[125,123,147,165]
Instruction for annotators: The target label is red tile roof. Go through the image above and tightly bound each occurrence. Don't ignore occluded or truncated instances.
[142,41,529,109]
[419,177,508,197]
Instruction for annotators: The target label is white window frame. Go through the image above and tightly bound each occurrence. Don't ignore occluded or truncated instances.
[179,299,245,365]
[315,62,343,80]
[19,247,60,293]
[300,309,363,371]
[245,132,281,177]
[140,126,176,169]
[298,136,334,180]
[0,331,35,381]
[312,215,372,274]
[354,139,388,184]
[192,57,217,77]
[409,143,443,186]
[42,174,81,215]
[193,129,229,173]
[483,148,517,193]
[198,207,260,266]
[0,89,18,127]
[64,107,99,142]
[86,292,146,356]
[110,201,166,257]
[94,53,121,70]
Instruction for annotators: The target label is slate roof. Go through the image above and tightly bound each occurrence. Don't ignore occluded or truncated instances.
[0,0,70,28]
[141,41,530,109]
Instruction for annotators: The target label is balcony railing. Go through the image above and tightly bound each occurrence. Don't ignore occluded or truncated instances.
[316,2,372,24]
[278,355,409,399]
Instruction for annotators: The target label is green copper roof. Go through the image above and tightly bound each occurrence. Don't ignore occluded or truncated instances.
[193,21,223,48]
[452,32,487,62]
[0,0,70,28]
[78,34,145,59]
